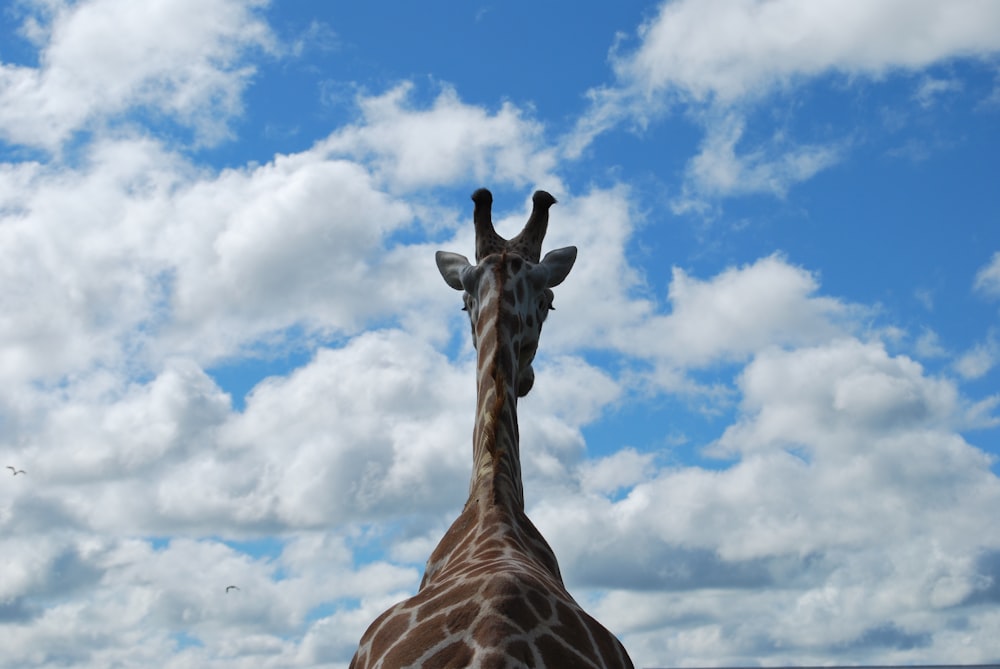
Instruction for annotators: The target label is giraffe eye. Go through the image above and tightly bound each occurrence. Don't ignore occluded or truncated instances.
[539,289,555,311]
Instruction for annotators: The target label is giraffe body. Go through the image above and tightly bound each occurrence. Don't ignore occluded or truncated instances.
[350,191,633,669]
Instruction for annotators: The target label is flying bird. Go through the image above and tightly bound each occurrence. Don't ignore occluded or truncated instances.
[225,585,240,593]
[6,466,25,476]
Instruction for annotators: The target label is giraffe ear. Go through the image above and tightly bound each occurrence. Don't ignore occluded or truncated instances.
[536,246,577,287]
[435,251,472,291]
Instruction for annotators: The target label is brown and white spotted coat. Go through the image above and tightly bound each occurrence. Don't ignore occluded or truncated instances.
[350,190,634,669]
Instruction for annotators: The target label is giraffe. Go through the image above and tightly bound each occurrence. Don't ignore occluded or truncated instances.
[349,189,634,669]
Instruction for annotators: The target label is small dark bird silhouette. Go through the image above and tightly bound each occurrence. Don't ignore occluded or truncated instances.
[225,585,240,593]
[6,466,25,476]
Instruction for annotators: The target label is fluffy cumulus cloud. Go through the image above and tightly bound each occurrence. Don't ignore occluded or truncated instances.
[534,338,1000,664]
[162,151,418,359]
[614,0,1000,104]
[0,134,419,386]
[0,0,275,150]
[215,330,476,528]
[321,83,558,193]
[637,254,851,367]
[0,530,419,668]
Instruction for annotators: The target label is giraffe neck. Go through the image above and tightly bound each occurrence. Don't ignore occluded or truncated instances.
[469,262,524,512]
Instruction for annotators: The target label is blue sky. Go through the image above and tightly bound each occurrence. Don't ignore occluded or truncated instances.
[1,1,999,667]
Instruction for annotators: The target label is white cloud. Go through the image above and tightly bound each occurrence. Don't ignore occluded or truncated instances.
[30,358,230,484]
[955,338,998,380]
[321,83,558,192]
[914,75,964,108]
[578,448,656,496]
[9,328,475,536]
[0,137,187,385]
[974,251,1000,298]
[633,254,853,369]
[0,0,274,150]
[0,531,417,668]
[530,356,622,427]
[913,327,948,359]
[715,339,963,456]
[162,150,417,360]
[613,0,1000,105]
[672,112,844,210]
[0,131,445,382]
[215,329,475,528]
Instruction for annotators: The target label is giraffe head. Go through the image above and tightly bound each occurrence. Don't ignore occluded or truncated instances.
[436,189,576,397]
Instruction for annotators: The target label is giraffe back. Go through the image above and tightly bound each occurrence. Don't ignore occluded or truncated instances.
[350,505,634,669]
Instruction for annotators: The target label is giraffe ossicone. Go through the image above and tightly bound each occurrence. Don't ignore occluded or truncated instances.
[350,189,634,669]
